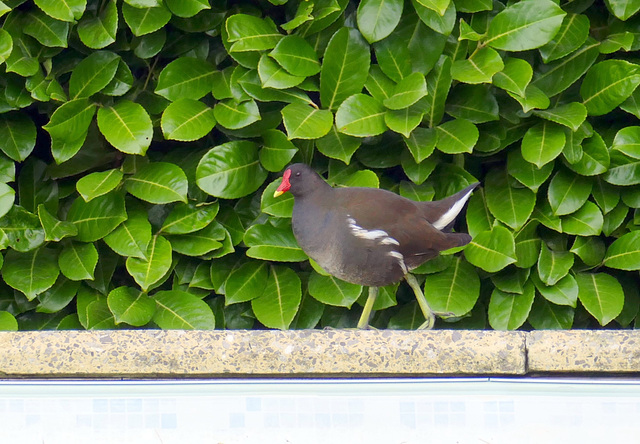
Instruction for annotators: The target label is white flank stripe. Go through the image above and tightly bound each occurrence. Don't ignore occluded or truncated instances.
[346,216,399,245]
[432,188,474,230]
[388,251,408,274]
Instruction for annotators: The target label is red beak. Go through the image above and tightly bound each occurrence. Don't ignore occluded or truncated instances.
[274,169,291,197]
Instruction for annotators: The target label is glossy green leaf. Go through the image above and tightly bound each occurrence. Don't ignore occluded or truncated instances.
[488,281,535,330]
[412,0,455,35]
[67,192,127,242]
[34,0,86,22]
[97,100,152,155]
[424,257,480,316]
[385,106,424,138]
[415,0,451,15]
[335,94,387,137]
[167,222,225,256]
[486,0,566,51]
[537,243,574,286]
[37,277,80,314]
[196,141,268,199]
[160,202,219,235]
[103,209,151,259]
[435,119,478,154]
[425,55,452,127]
[260,129,298,172]
[251,265,301,330]
[446,84,499,123]
[568,133,610,176]
[226,14,282,52]
[485,169,536,230]
[261,181,294,218]
[0,183,16,221]
[213,99,261,130]
[532,39,599,98]
[538,13,590,62]
[43,99,96,143]
[0,205,45,252]
[357,0,403,43]
[451,47,503,84]
[153,290,215,329]
[528,296,574,329]
[155,57,214,101]
[465,225,517,273]
[58,241,98,281]
[571,236,605,267]
[269,35,320,77]
[24,9,69,47]
[404,127,436,163]
[165,0,209,17]
[69,51,119,99]
[533,271,578,307]
[161,99,216,142]
[126,235,172,291]
[77,0,117,49]
[76,169,123,202]
[0,112,36,163]
[225,261,268,305]
[122,3,171,36]
[126,162,188,204]
[576,272,624,326]
[38,204,77,242]
[604,153,640,186]
[533,103,587,132]
[507,148,554,192]
[2,247,59,300]
[282,103,333,139]
[107,286,155,326]
[492,58,532,97]
[561,201,603,236]
[258,54,305,89]
[581,60,640,116]
[383,72,427,110]
[308,271,362,308]
[521,122,566,169]
[606,0,640,20]
[612,126,640,159]
[547,169,592,216]
[320,27,370,110]
[465,189,493,238]
[244,222,308,262]
[604,231,640,270]
[0,312,17,331]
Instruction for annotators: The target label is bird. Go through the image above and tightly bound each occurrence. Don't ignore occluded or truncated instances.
[273,163,479,329]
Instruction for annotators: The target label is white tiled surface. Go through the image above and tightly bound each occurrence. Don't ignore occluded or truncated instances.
[1,378,640,443]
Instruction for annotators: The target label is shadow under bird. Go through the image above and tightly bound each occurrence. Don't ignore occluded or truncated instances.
[274,163,479,329]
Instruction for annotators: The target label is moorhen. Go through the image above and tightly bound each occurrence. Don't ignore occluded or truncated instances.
[274,163,478,329]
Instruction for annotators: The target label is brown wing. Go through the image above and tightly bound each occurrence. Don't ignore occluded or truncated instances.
[334,187,471,269]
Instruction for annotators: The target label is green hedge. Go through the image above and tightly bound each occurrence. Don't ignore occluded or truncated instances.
[0,0,639,331]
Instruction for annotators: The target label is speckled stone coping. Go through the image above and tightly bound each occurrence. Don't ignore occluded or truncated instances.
[0,330,525,378]
[526,330,640,373]
[1,330,638,378]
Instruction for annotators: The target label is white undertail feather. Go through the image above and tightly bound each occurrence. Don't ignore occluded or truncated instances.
[431,188,475,231]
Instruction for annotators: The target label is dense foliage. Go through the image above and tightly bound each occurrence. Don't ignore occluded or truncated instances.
[0,0,639,331]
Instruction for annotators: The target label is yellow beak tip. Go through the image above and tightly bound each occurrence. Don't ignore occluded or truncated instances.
[273,190,284,198]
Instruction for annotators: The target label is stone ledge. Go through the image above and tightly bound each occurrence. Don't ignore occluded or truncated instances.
[0,330,638,378]
[526,330,640,373]
[0,330,525,378]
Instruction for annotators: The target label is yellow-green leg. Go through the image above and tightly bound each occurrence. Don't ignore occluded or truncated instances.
[357,286,378,329]
[405,274,435,330]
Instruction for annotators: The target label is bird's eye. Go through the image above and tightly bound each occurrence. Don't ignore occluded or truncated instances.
[295,172,301,177]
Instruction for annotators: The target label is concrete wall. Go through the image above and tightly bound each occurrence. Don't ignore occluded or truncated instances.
[1,330,638,378]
